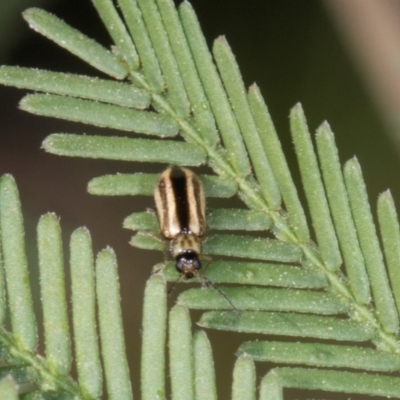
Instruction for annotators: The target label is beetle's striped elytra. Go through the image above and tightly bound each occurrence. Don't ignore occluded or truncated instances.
[154,166,206,279]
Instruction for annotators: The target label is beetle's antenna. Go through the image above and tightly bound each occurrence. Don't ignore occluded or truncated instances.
[201,275,241,317]
[167,275,182,295]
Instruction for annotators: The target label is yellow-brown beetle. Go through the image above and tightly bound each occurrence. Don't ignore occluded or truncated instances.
[154,166,206,279]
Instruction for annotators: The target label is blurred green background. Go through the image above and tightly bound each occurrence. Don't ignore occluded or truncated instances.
[0,1,399,399]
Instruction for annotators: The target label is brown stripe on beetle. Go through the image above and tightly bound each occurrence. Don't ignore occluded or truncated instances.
[170,167,190,234]
[154,168,179,238]
[186,170,206,236]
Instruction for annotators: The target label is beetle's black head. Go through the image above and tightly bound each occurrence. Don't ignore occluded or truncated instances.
[176,250,201,280]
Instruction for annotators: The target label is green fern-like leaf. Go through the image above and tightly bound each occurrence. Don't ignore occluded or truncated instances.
[1,0,400,399]
[0,175,131,399]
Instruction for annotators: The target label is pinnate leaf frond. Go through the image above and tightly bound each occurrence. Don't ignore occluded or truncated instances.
[1,0,400,398]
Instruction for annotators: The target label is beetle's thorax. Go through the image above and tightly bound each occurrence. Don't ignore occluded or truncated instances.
[170,232,202,258]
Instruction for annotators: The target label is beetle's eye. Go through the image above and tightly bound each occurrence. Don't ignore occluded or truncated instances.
[176,251,201,276]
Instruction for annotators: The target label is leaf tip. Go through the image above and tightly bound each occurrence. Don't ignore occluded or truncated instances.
[100,245,116,257]
[22,7,36,21]
[248,82,259,92]
[87,178,99,195]
[0,174,17,194]
[41,134,60,152]
[319,120,331,130]
[213,35,229,56]
[316,120,333,137]
[39,212,59,224]
[292,101,303,111]
[378,189,392,202]
[179,0,194,12]
[0,173,15,183]
[122,216,132,230]
[290,102,306,122]
[344,155,360,171]
[73,225,90,235]
[18,94,38,113]
[215,35,227,43]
